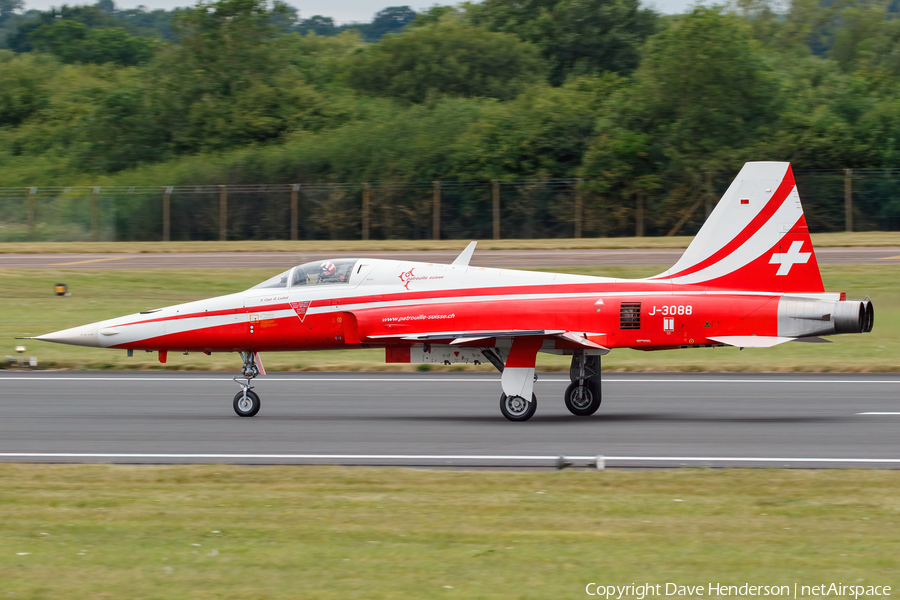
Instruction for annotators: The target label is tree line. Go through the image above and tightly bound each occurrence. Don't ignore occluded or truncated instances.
[1,0,899,237]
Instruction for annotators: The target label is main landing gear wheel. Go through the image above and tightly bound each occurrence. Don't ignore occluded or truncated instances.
[566,354,602,416]
[564,381,601,416]
[500,393,537,422]
[233,390,261,417]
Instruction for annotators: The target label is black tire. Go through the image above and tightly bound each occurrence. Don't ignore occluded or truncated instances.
[233,390,261,417]
[564,380,601,416]
[500,393,537,422]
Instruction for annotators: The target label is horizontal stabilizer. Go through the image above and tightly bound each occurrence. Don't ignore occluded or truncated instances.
[709,335,831,348]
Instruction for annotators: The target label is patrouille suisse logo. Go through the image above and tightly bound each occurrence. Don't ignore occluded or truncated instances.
[289,301,311,321]
[399,268,416,290]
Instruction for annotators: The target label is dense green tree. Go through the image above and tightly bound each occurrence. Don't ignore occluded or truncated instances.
[0,0,22,24]
[346,16,545,103]
[0,50,51,126]
[467,0,658,84]
[582,7,780,233]
[297,15,337,36]
[366,6,417,38]
[29,20,157,65]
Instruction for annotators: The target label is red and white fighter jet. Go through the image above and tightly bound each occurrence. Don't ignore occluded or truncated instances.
[32,162,874,421]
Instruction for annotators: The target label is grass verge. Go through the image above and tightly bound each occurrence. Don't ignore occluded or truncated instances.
[1,231,900,254]
[0,465,898,599]
[2,265,898,372]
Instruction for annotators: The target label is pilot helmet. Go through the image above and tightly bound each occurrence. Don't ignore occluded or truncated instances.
[319,261,336,278]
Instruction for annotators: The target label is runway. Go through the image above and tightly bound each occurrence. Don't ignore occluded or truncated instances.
[3,246,900,269]
[1,372,898,468]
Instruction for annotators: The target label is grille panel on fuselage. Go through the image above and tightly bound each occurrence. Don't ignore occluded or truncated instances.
[620,302,641,330]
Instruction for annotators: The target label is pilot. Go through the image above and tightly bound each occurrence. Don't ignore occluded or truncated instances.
[318,261,338,282]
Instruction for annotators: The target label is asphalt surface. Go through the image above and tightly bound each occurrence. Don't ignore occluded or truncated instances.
[2,247,900,269]
[1,371,898,469]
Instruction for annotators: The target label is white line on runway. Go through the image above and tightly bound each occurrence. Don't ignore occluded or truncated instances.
[0,453,898,464]
[3,377,900,383]
[857,412,900,415]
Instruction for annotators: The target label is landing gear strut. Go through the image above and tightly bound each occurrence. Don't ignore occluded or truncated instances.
[565,354,601,416]
[233,351,261,417]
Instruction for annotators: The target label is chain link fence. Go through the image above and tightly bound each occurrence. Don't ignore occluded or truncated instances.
[1,171,898,243]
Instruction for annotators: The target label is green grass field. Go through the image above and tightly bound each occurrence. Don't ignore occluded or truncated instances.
[1,265,897,372]
[0,465,897,599]
[1,231,900,254]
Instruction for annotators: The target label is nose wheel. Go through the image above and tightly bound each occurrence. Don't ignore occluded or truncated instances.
[233,351,262,417]
[233,389,261,417]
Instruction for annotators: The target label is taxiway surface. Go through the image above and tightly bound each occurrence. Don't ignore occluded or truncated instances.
[1,372,898,468]
[3,247,900,269]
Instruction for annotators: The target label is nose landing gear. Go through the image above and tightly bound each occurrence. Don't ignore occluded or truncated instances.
[233,351,262,417]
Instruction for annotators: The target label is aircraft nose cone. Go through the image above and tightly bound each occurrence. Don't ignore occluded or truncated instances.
[35,323,100,347]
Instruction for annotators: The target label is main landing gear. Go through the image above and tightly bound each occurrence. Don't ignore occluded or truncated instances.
[233,351,261,417]
[564,354,602,417]
[485,344,603,422]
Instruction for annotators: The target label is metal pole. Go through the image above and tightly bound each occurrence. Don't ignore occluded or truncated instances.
[163,186,172,242]
[635,190,644,237]
[844,168,853,233]
[218,185,227,241]
[574,178,583,239]
[91,186,100,242]
[290,184,300,241]
[362,182,370,241]
[492,179,500,240]
[432,181,441,240]
[27,187,37,241]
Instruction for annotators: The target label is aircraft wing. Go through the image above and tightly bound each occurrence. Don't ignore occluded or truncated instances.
[368,329,610,353]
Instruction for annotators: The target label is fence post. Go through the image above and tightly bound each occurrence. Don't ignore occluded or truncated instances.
[218,185,227,241]
[290,184,300,241]
[432,181,441,240]
[361,182,370,241]
[27,187,37,241]
[844,168,853,233]
[574,178,583,239]
[91,187,100,242]
[635,190,644,237]
[492,179,500,240]
[163,186,173,242]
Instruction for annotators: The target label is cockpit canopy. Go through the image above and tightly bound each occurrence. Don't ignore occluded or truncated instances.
[250,259,359,290]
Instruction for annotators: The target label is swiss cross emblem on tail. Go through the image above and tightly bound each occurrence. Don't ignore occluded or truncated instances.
[769,241,811,276]
[289,301,311,321]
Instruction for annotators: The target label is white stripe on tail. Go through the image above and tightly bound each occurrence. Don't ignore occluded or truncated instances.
[654,162,824,293]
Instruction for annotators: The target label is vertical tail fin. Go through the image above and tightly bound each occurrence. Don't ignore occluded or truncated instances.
[655,162,824,293]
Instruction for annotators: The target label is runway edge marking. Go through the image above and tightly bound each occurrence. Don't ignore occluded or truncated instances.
[1,453,899,463]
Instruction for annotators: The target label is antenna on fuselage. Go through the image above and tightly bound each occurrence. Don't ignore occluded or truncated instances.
[452,241,477,267]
